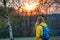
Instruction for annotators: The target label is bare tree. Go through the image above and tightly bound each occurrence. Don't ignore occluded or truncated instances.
[3,0,14,40]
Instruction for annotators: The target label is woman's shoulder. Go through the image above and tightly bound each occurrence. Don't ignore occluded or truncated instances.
[37,25,43,29]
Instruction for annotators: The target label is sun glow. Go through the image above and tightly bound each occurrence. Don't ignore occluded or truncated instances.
[21,2,39,12]
[15,0,60,16]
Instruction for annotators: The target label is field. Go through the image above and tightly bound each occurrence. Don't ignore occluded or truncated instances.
[0,36,60,40]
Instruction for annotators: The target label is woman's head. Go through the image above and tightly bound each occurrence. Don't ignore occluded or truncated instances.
[37,16,45,22]
[36,16,45,26]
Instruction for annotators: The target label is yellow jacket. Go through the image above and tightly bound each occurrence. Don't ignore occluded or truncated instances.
[35,22,47,40]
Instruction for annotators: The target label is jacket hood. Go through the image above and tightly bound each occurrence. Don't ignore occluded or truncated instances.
[39,22,47,27]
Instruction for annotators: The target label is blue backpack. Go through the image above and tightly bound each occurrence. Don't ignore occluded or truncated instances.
[41,26,50,39]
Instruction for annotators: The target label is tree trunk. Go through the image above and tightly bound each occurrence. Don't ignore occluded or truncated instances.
[3,0,14,40]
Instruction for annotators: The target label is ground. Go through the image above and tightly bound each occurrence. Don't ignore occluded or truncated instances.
[0,36,60,40]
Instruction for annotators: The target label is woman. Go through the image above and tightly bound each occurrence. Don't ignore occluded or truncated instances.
[35,16,49,40]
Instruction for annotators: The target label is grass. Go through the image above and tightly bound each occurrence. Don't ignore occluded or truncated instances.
[0,36,60,40]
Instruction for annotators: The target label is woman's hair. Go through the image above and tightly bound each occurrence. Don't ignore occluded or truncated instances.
[35,16,45,26]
